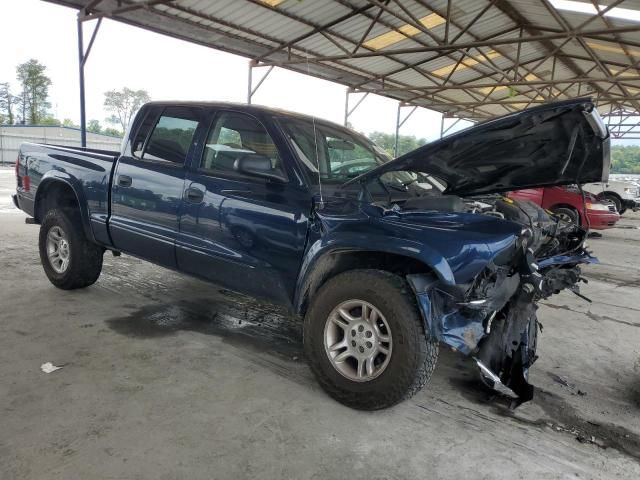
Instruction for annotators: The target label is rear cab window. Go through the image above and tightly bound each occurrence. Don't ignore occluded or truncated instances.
[132,106,201,165]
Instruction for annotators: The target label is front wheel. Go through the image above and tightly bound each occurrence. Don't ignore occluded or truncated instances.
[38,209,104,290]
[304,269,438,410]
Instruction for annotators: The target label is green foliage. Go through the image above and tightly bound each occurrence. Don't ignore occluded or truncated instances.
[104,127,123,138]
[0,82,16,124]
[87,119,102,134]
[611,145,640,174]
[16,59,51,124]
[104,87,151,132]
[218,127,242,146]
[62,118,77,128]
[152,127,196,153]
[367,131,428,157]
[40,116,61,126]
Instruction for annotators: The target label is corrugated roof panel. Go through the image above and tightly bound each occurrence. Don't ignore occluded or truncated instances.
[42,0,640,131]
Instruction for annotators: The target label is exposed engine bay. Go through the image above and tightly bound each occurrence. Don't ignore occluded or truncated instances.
[389,192,595,406]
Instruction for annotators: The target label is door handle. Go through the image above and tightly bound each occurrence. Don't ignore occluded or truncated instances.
[117,175,132,187]
[185,187,205,203]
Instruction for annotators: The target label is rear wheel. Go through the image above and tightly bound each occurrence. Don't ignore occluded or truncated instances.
[552,207,579,225]
[38,209,104,289]
[304,269,438,410]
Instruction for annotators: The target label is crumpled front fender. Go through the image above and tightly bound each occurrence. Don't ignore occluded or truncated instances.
[407,273,488,355]
[407,268,520,355]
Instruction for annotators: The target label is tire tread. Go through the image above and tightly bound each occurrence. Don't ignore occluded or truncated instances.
[304,269,438,410]
[38,209,103,290]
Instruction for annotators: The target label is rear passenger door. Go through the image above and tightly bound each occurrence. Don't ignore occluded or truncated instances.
[177,110,311,303]
[110,106,204,268]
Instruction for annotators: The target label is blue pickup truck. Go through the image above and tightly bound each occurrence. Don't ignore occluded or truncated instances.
[13,99,609,409]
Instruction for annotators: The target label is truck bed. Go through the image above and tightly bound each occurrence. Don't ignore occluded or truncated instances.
[15,142,120,247]
[31,142,120,161]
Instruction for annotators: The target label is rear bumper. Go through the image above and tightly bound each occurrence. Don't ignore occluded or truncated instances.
[586,210,620,230]
[13,191,35,217]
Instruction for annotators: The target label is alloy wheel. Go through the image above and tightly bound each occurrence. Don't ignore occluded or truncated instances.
[323,299,392,382]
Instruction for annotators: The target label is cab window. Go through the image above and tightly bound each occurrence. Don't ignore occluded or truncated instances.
[131,109,158,157]
[200,112,284,179]
[142,107,200,164]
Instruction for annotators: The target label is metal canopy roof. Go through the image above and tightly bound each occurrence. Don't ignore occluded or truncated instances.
[47,0,640,139]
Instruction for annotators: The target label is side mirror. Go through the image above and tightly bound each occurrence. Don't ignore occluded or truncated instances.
[234,154,286,182]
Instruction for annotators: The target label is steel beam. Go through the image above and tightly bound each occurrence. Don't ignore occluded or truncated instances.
[411,97,640,107]
[76,1,106,147]
[257,25,640,66]
[394,103,418,157]
[442,117,463,137]
[370,76,640,92]
[247,62,275,104]
[79,0,176,21]
[344,90,370,126]
[77,18,86,147]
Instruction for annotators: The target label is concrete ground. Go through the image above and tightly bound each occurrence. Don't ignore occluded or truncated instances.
[1,165,640,479]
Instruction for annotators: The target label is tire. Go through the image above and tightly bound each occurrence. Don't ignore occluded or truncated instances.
[303,269,438,410]
[552,207,579,225]
[38,208,103,290]
[602,193,624,214]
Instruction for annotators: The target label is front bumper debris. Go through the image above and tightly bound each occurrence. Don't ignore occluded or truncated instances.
[407,252,598,405]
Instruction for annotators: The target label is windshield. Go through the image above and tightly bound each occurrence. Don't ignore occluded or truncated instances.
[280,117,389,179]
[279,116,445,193]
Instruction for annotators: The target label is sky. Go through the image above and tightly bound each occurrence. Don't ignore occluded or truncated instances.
[0,0,453,141]
[0,0,636,145]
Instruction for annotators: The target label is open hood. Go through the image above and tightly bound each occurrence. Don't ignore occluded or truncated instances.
[344,98,610,196]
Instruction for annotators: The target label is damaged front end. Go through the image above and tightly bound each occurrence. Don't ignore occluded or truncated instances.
[407,198,597,406]
[331,98,608,406]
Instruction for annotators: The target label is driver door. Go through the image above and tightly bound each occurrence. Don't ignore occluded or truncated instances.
[177,110,310,304]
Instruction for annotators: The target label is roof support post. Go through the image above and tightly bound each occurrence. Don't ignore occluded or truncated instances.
[77,18,86,147]
[394,103,418,157]
[247,61,274,104]
[76,13,102,148]
[247,61,253,104]
[343,89,369,126]
[442,117,462,137]
[395,104,402,157]
[344,88,350,126]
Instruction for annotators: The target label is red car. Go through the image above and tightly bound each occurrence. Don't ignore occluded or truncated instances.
[509,186,620,230]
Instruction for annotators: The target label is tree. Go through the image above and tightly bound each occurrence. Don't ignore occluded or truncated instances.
[0,82,16,124]
[62,118,77,128]
[87,119,102,134]
[16,59,52,124]
[611,145,640,174]
[40,116,61,126]
[104,87,150,132]
[367,131,428,157]
[104,127,123,138]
